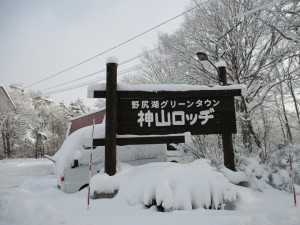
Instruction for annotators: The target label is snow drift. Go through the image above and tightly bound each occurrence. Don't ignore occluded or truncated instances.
[91,159,238,211]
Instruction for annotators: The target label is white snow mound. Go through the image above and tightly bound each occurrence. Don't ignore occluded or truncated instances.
[91,159,238,211]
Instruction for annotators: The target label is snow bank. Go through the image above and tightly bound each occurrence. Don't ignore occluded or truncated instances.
[237,156,270,191]
[219,158,273,191]
[91,163,133,194]
[1,159,300,225]
[218,165,247,185]
[91,159,238,211]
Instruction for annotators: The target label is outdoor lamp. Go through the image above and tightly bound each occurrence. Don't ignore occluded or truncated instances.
[195,52,221,80]
[196,52,208,61]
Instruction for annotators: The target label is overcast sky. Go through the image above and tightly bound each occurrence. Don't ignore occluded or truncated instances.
[0,0,191,107]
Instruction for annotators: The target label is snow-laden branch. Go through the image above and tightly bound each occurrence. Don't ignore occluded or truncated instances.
[246,65,300,112]
[272,26,300,44]
[233,0,282,19]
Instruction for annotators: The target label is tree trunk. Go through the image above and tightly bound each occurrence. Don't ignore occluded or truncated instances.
[1,120,12,158]
[239,97,262,152]
[273,93,288,143]
[2,131,7,156]
[279,83,293,144]
[6,136,11,158]
[259,105,270,162]
[287,77,300,127]
[241,119,252,152]
[35,129,39,159]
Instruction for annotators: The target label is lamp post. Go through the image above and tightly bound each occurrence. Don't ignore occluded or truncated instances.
[196,52,236,171]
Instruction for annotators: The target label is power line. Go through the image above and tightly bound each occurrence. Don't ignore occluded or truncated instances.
[42,70,105,92]
[44,0,289,95]
[43,78,100,95]
[41,52,151,92]
[43,64,144,95]
[25,1,209,89]
[43,51,184,95]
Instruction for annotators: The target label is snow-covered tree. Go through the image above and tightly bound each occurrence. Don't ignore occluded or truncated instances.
[126,0,299,162]
[68,98,91,118]
[30,93,69,157]
[267,0,300,44]
[0,84,38,158]
[0,85,93,158]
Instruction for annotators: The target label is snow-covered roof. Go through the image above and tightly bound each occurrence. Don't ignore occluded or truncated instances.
[0,86,16,111]
[69,107,106,121]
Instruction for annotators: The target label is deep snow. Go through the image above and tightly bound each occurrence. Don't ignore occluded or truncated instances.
[91,160,238,210]
[0,158,299,225]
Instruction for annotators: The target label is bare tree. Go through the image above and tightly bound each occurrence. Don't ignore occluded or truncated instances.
[127,0,300,158]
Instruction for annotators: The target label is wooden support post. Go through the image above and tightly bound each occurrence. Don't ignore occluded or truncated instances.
[105,62,118,176]
[222,133,235,171]
[217,63,236,171]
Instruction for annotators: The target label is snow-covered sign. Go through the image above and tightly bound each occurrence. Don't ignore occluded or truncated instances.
[92,89,241,135]
[88,60,243,175]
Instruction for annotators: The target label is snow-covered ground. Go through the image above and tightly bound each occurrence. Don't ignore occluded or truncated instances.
[0,158,299,225]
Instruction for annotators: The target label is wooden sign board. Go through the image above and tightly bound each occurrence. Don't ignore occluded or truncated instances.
[93,89,241,136]
[90,63,242,175]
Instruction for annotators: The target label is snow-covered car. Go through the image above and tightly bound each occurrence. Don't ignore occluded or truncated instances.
[47,123,167,193]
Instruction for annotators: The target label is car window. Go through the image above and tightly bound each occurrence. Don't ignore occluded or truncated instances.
[82,146,97,150]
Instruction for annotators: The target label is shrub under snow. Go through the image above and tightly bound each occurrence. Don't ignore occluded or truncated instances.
[90,145,300,212]
[267,144,300,193]
[219,144,300,194]
[91,159,237,211]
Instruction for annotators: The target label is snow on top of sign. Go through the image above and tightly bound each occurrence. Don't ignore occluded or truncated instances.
[215,60,226,68]
[106,56,119,64]
[88,82,247,98]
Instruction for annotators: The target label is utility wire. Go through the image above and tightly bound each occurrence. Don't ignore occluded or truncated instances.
[44,78,100,95]
[43,52,183,95]
[41,52,151,92]
[25,1,209,89]
[42,70,105,92]
[43,64,143,95]
[25,0,274,90]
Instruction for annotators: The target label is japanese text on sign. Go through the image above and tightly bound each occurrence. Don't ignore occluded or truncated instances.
[131,99,220,127]
[131,99,220,109]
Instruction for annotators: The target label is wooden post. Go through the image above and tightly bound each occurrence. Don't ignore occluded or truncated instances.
[217,62,236,171]
[105,62,118,176]
[222,133,235,171]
